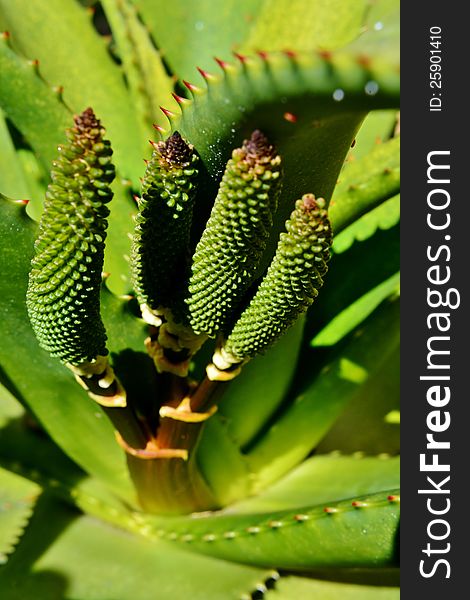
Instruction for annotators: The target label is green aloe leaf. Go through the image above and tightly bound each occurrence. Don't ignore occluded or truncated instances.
[307,222,399,340]
[312,270,399,347]
[17,149,48,223]
[346,109,397,161]
[329,135,400,233]
[134,0,264,82]
[0,0,144,184]
[101,178,136,296]
[166,48,398,274]
[231,454,399,513]
[347,0,399,63]
[0,37,70,171]
[241,0,367,53]
[0,495,275,600]
[332,193,400,254]
[142,489,399,570]
[0,195,133,501]
[101,0,174,133]
[0,109,30,199]
[246,295,399,490]
[268,576,399,599]
[137,0,370,83]
[317,344,400,455]
[0,467,40,565]
[213,316,305,449]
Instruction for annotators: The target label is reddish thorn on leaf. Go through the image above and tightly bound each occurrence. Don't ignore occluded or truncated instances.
[318,50,332,61]
[160,106,176,118]
[172,92,187,104]
[183,80,199,92]
[323,507,338,514]
[149,139,159,149]
[133,195,141,203]
[283,112,297,123]
[233,51,248,64]
[196,66,214,80]
[352,501,367,508]
[283,49,297,59]
[101,271,111,279]
[143,158,149,165]
[387,495,400,502]
[214,56,230,70]
[357,54,371,68]
[257,50,269,61]
[293,514,309,522]
[152,123,165,133]
[1,31,11,41]
[15,199,29,205]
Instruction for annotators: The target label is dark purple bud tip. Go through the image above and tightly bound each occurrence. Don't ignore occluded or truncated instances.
[74,107,101,134]
[157,131,194,166]
[243,130,277,162]
[300,194,326,213]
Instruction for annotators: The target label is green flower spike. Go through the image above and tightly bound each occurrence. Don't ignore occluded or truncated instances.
[183,130,282,338]
[208,194,333,381]
[131,131,199,327]
[26,107,126,407]
[144,130,282,378]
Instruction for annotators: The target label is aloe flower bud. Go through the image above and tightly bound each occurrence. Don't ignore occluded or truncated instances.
[183,130,282,337]
[26,108,125,406]
[209,194,332,379]
[131,131,199,325]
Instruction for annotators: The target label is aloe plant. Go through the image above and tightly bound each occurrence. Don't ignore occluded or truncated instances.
[0,1,400,598]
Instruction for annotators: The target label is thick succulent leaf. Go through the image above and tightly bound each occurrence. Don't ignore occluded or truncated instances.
[134,0,265,82]
[0,467,40,565]
[347,109,397,161]
[137,0,372,82]
[0,38,70,171]
[317,345,400,455]
[214,316,305,448]
[246,295,399,490]
[100,286,157,420]
[0,109,30,199]
[307,222,399,340]
[0,383,23,422]
[312,270,399,346]
[101,0,174,133]
[18,149,48,223]
[347,0,399,63]
[329,135,400,233]
[268,576,399,599]
[333,193,400,254]
[241,0,367,53]
[101,178,136,296]
[196,417,251,508]
[0,37,138,295]
[231,454,399,513]
[196,317,306,506]
[0,496,275,600]
[168,49,398,272]
[141,489,399,570]
[0,195,133,501]
[0,0,144,184]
